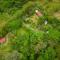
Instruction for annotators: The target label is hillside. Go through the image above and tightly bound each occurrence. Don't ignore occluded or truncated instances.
[0,0,60,60]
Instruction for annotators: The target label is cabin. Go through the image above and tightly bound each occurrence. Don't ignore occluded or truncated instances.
[35,10,42,17]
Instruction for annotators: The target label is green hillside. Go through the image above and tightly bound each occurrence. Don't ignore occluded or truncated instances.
[0,0,60,60]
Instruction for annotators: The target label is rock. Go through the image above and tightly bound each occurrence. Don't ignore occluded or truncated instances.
[44,20,48,25]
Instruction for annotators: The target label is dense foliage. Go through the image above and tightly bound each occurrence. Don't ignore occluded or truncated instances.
[0,0,60,60]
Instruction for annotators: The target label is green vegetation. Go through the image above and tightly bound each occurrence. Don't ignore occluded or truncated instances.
[0,0,60,60]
